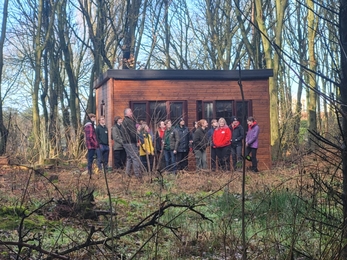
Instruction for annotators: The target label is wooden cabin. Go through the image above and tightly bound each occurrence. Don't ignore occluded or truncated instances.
[94,69,273,171]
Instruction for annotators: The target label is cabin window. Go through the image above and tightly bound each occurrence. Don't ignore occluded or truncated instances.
[132,102,147,123]
[131,101,187,127]
[170,102,184,125]
[197,100,252,126]
[100,100,106,116]
[216,101,234,125]
[236,101,251,130]
[150,101,167,123]
[197,101,213,127]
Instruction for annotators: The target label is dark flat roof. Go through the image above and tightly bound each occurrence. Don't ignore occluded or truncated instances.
[94,69,273,89]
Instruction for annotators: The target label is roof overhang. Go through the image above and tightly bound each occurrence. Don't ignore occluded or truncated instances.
[94,69,274,89]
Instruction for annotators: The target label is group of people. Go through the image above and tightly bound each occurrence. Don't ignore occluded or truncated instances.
[84,107,260,178]
[200,116,260,173]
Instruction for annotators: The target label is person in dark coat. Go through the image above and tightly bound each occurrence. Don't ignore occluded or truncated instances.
[163,119,179,174]
[176,118,190,171]
[96,116,110,171]
[120,108,142,178]
[189,121,198,153]
[193,119,209,170]
[154,121,166,171]
[111,116,126,170]
[207,119,218,171]
[230,116,244,171]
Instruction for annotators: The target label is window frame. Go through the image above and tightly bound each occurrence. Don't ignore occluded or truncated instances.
[197,100,253,126]
[130,100,188,127]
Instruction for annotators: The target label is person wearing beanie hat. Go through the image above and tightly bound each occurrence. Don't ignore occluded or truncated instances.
[230,116,244,171]
[176,118,190,171]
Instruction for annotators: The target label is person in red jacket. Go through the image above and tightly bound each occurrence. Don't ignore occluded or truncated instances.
[213,117,231,171]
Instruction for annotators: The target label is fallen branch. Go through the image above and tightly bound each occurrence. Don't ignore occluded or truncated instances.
[57,202,212,256]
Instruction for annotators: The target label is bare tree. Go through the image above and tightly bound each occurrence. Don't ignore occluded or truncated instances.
[254,0,288,159]
[10,0,57,162]
[76,0,134,113]
[290,1,307,150]
[56,0,85,156]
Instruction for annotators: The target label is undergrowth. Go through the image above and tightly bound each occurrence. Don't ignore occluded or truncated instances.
[0,164,344,259]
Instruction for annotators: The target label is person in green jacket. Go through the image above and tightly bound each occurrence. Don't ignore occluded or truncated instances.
[163,120,179,174]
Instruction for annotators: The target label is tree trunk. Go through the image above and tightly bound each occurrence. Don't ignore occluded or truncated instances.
[57,0,80,135]
[255,0,288,160]
[32,0,45,163]
[235,0,258,68]
[293,3,306,149]
[48,47,60,157]
[307,0,318,150]
[0,0,9,155]
[32,0,56,163]
[122,0,141,69]
[164,0,170,68]
[339,0,347,257]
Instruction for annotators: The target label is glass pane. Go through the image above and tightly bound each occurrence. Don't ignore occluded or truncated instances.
[170,102,183,126]
[197,101,202,121]
[236,101,249,122]
[133,103,147,123]
[149,101,167,127]
[204,102,213,128]
[100,104,105,116]
[216,101,233,125]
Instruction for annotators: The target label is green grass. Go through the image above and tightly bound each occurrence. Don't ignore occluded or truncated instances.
[0,182,344,259]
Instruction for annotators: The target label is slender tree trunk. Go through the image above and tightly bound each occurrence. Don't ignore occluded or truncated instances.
[293,4,306,148]
[48,45,60,157]
[41,47,49,156]
[0,0,9,155]
[57,0,80,135]
[32,0,45,162]
[164,0,170,68]
[307,0,318,149]
[339,0,347,257]
[235,0,256,68]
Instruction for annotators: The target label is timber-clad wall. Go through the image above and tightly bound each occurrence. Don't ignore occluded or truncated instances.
[95,70,273,171]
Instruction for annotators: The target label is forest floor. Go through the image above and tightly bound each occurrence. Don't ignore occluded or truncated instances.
[0,158,306,204]
[0,155,327,259]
